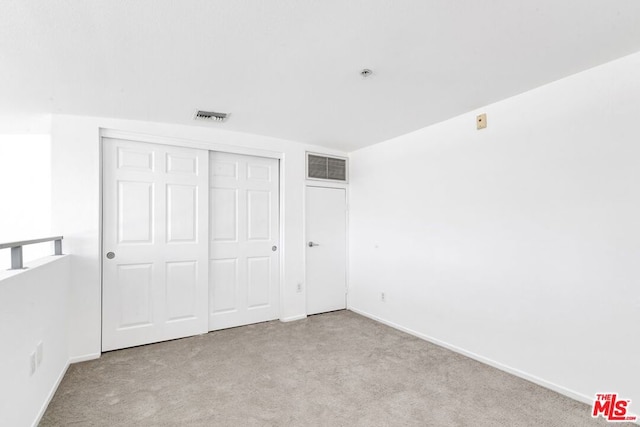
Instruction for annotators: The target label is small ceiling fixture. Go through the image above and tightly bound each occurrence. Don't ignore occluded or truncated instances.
[194,109,229,122]
[360,68,373,78]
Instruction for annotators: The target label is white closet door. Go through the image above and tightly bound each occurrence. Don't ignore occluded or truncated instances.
[102,138,209,351]
[306,186,347,315]
[209,152,280,330]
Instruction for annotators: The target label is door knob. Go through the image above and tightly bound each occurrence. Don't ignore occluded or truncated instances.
[106,252,115,259]
[308,241,320,247]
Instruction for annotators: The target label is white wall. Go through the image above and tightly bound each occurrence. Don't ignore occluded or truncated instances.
[51,115,346,360]
[349,52,640,404]
[0,114,51,134]
[0,255,70,427]
[0,134,52,270]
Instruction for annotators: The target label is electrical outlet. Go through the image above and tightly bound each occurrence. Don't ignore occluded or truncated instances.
[381,292,386,302]
[30,352,37,375]
[296,283,302,293]
[36,341,43,366]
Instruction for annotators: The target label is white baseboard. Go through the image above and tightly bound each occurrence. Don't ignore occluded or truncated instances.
[280,314,307,322]
[32,360,70,427]
[69,352,101,364]
[348,306,593,406]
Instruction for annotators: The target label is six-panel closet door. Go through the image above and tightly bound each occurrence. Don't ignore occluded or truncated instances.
[102,139,281,351]
[208,152,280,331]
[102,138,209,351]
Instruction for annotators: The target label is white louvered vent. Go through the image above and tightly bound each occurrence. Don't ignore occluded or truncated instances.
[306,153,348,182]
[194,110,229,122]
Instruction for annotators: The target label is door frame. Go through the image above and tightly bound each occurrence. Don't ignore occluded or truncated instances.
[304,182,350,313]
[99,128,286,350]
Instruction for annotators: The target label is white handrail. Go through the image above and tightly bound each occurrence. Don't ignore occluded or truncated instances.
[0,236,64,269]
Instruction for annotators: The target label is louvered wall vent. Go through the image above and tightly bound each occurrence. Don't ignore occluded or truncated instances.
[194,110,229,122]
[306,153,348,182]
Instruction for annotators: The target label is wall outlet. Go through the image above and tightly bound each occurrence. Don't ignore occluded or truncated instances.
[296,283,302,293]
[381,292,386,302]
[30,352,37,375]
[36,341,43,366]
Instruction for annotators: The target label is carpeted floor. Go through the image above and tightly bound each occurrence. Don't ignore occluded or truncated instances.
[41,311,613,426]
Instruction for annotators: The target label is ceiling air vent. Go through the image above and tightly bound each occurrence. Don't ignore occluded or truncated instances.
[194,110,229,122]
[306,153,348,182]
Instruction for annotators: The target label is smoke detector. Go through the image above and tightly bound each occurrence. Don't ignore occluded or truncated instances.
[194,110,229,122]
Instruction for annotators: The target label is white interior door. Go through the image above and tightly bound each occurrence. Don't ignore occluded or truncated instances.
[209,152,280,330]
[306,186,347,315]
[102,138,209,351]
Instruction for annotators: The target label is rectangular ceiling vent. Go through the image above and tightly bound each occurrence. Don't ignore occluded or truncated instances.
[306,152,348,183]
[194,110,229,122]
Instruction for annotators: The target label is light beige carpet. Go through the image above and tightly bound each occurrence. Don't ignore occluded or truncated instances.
[41,310,616,426]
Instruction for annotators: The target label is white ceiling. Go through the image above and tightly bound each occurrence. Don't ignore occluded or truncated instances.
[2,1,640,151]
